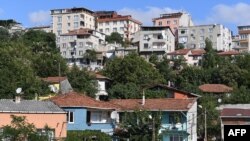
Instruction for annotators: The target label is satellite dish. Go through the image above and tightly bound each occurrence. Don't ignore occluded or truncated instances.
[110,111,118,119]
[16,88,22,94]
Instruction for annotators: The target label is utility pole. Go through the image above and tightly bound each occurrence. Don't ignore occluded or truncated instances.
[152,117,155,141]
[58,61,61,94]
[204,108,207,141]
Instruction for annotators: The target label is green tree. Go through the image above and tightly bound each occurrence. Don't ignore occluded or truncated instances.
[0,27,11,42]
[156,58,176,83]
[103,53,164,85]
[176,43,185,50]
[201,38,218,69]
[108,82,140,99]
[149,54,158,65]
[67,65,97,97]
[105,32,124,45]
[66,130,112,141]
[0,19,19,29]
[83,49,97,64]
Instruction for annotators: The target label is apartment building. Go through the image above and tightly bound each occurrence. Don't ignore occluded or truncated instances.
[178,24,232,51]
[233,25,250,52]
[152,12,194,35]
[95,11,142,40]
[51,7,95,37]
[59,28,105,69]
[132,26,175,61]
[27,25,52,33]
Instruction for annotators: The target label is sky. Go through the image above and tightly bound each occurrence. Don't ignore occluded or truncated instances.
[1,0,250,35]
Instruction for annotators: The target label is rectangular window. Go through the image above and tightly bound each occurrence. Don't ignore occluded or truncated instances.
[74,22,79,29]
[79,51,83,55]
[99,29,103,33]
[173,20,177,25]
[63,51,66,56]
[200,43,205,48]
[193,56,198,60]
[62,43,67,48]
[57,16,62,23]
[90,111,111,123]
[67,111,74,123]
[200,36,204,41]
[144,43,149,48]
[105,28,109,33]
[113,28,117,32]
[208,28,213,33]
[170,135,183,141]
[99,22,103,26]
[67,16,71,20]
[74,15,79,21]
[167,21,170,24]
[159,21,162,26]
[105,22,109,26]
[113,21,117,25]
[79,42,83,47]
[67,23,70,28]
[57,23,62,29]
[120,27,124,31]
[200,29,205,34]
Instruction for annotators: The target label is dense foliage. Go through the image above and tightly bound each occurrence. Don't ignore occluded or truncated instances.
[66,130,112,141]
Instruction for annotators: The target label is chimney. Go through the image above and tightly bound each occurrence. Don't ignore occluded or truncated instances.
[142,89,145,105]
[15,95,21,103]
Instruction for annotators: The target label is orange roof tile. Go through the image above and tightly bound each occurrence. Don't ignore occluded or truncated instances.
[190,49,206,56]
[198,84,233,93]
[218,51,240,56]
[110,98,196,111]
[221,108,250,117]
[61,28,93,36]
[42,77,67,83]
[167,49,191,55]
[51,92,119,110]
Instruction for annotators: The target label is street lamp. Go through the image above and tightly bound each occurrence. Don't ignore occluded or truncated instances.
[198,105,207,141]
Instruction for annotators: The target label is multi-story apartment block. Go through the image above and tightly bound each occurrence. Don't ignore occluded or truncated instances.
[178,24,232,51]
[51,7,95,37]
[132,26,175,61]
[59,28,105,69]
[95,11,142,40]
[152,12,194,35]
[234,25,250,52]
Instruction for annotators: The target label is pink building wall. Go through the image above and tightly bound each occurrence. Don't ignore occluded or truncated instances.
[0,113,67,139]
[154,18,179,35]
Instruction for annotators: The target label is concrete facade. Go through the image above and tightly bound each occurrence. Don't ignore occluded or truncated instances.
[178,24,232,51]
[234,25,250,52]
[132,26,175,61]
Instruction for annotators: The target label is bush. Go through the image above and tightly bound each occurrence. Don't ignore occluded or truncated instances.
[65,130,112,141]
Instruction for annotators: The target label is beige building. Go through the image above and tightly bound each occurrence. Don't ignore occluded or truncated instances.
[152,12,194,35]
[59,28,105,70]
[95,11,142,40]
[178,24,232,51]
[132,26,175,61]
[233,25,250,52]
[51,7,95,37]
[27,25,52,33]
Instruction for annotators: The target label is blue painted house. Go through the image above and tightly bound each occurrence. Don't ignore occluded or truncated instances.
[111,98,198,141]
[51,92,118,135]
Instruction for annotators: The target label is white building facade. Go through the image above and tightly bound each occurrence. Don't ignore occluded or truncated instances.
[178,24,232,51]
[132,26,175,61]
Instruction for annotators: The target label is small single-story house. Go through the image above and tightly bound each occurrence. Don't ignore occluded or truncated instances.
[42,76,73,94]
[0,96,67,140]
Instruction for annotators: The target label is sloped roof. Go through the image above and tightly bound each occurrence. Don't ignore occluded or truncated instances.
[42,77,67,83]
[190,49,206,56]
[110,98,196,111]
[0,100,65,113]
[218,51,240,56]
[95,73,111,80]
[61,28,93,36]
[198,84,233,93]
[51,92,118,110]
[221,108,250,118]
[167,49,191,55]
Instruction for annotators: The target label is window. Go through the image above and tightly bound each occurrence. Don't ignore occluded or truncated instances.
[105,28,109,33]
[62,43,67,48]
[180,30,187,34]
[57,30,62,35]
[74,22,79,29]
[113,28,117,32]
[173,20,177,25]
[67,23,71,28]
[209,35,213,40]
[120,27,124,31]
[144,43,149,48]
[159,21,162,26]
[67,111,74,123]
[79,42,83,47]
[90,111,111,123]
[57,16,62,22]
[99,22,103,26]
[167,21,170,24]
[62,51,66,56]
[193,56,198,60]
[170,135,183,141]
[79,51,83,55]
[74,15,79,21]
[179,36,188,43]
[67,16,71,20]
[200,43,205,48]
[200,36,204,41]
[143,35,149,40]
[105,22,109,26]
[191,29,196,34]
[99,29,103,33]
[57,23,62,29]
[200,29,205,34]
[113,21,117,25]
[208,28,213,33]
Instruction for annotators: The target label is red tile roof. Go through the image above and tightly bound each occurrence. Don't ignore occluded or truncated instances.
[61,28,93,36]
[167,49,191,55]
[221,108,250,117]
[218,51,240,56]
[42,77,67,83]
[190,49,206,56]
[95,73,111,80]
[51,92,119,110]
[110,98,196,111]
[198,84,233,93]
